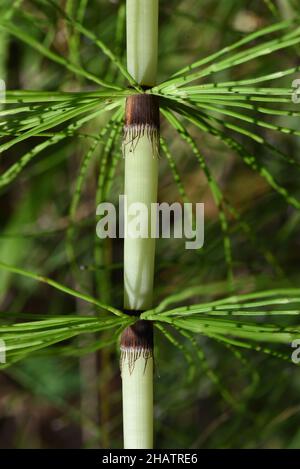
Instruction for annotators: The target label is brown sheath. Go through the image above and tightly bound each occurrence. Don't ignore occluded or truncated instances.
[125,94,160,130]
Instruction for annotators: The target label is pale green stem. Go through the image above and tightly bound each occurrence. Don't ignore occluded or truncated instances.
[122,355,154,449]
[126,0,158,86]
[121,0,159,451]
[123,133,158,310]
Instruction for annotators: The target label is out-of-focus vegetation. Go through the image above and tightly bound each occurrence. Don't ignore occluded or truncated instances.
[0,0,300,449]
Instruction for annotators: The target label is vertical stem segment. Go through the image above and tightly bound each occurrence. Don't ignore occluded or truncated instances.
[121,320,153,449]
[126,0,158,86]
[121,94,159,450]
[123,95,159,311]
[121,0,159,450]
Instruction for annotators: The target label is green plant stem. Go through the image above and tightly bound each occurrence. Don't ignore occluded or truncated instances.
[121,350,154,448]
[126,0,158,86]
[121,0,159,450]
[123,132,158,310]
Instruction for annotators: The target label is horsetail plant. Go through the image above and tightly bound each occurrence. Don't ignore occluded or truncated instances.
[1,0,300,449]
[121,0,159,449]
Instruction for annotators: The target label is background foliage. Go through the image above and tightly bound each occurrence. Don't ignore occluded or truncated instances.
[0,0,300,449]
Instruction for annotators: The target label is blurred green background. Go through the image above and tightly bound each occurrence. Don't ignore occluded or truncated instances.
[0,0,300,449]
